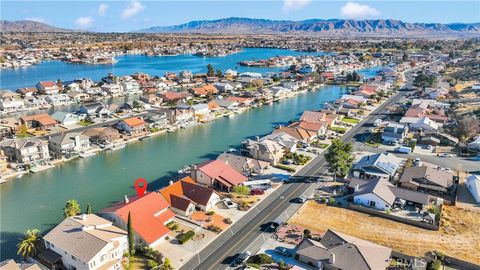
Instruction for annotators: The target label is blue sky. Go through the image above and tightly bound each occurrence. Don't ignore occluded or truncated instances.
[2,1,479,32]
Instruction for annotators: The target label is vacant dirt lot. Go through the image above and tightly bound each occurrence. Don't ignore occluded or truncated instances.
[289,202,480,264]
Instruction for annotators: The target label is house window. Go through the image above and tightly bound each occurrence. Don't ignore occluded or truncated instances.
[71,255,76,261]
[100,254,107,262]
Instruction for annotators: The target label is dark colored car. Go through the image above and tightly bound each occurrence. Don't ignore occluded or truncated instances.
[251,188,265,195]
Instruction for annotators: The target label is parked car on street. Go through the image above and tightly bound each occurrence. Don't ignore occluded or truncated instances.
[235,251,252,266]
[438,153,453,158]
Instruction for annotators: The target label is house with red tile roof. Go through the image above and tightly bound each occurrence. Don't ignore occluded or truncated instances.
[190,84,218,97]
[225,96,254,107]
[160,176,220,216]
[191,160,248,191]
[20,113,57,129]
[299,110,338,127]
[288,121,327,136]
[100,192,175,247]
[272,126,317,142]
[159,91,191,103]
[36,81,60,95]
[115,117,146,135]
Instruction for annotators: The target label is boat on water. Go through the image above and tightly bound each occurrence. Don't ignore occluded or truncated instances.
[108,143,126,151]
[29,165,54,173]
[139,135,152,141]
[79,152,96,158]
[166,127,176,133]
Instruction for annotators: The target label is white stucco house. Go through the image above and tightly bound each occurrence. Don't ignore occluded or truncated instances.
[43,214,128,270]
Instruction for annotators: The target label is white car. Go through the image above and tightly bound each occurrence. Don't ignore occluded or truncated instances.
[222,198,237,209]
[438,153,453,158]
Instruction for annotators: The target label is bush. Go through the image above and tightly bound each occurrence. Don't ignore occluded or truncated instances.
[275,164,296,172]
[207,225,222,233]
[178,230,195,244]
[247,254,274,265]
[434,251,445,261]
[206,211,215,216]
[428,259,442,270]
[223,218,232,224]
[166,221,178,230]
[232,185,250,195]
[138,246,163,262]
[147,260,158,269]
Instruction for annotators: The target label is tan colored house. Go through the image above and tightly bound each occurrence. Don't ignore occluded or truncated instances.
[295,230,391,270]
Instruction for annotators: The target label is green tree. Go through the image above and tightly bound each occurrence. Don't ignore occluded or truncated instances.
[232,185,250,195]
[63,199,81,218]
[86,203,92,214]
[279,259,287,270]
[17,229,41,259]
[128,212,135,255]
[215,69,223,78]
[325,139,354,181]
[163,257,172,270]
[207,64,215,77]
[303,229,311,239]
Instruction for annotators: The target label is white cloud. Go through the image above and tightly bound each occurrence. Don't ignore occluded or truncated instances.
[26,17,47,23]
[121,1,145,19]
[340,1,379,19]
[75,16,93,28]
[282,0,312,13]
[98,3,108,16]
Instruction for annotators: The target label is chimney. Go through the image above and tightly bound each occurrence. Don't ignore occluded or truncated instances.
[81,213,87,220]
[255,136,260,141]
[124,195,129,204]
[329,253,335,264]
[169,180,173,185]
[355,184,359,192]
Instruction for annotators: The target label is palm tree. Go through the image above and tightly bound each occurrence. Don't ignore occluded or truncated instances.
[17,229,41,259]
[63,199,81,218]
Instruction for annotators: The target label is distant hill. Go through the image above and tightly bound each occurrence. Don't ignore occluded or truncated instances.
[138,17,480,37]
[0,20,75,32]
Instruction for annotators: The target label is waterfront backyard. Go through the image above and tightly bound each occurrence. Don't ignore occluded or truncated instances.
[0,84,350,259]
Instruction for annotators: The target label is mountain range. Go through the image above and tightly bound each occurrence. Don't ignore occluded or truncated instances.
[139,17,480,37]
[0,20,76,32]
[2,18,480,37]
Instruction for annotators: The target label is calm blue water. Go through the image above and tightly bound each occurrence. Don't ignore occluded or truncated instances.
[0,48,326,90]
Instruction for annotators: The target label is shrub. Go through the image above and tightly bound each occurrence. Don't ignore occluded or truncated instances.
[247,254,274,265]
[434,251,445,261]
[328,198,335,204]
[232,185,250,195]
[166,221,178,230]
[274,164,296,172]
[206,211,215,216]
[223,218,232,224]
[178,230,195,244]
[147,260,158,269]
[138,246,163,262]
[207,225,222,233]
[428,259,442,270]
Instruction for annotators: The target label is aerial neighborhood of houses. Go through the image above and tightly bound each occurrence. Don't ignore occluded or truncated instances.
[1,45,480,270]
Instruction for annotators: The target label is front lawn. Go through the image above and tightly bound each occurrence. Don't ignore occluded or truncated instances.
[329,126,347,134]
[341,117,360,124]
[79,119,94,126]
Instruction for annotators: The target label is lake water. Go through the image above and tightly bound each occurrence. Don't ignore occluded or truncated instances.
[1,48,326,90]
[0,48,381,260]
